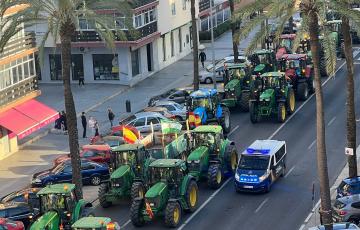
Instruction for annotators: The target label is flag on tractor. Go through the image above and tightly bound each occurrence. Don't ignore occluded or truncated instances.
[145,202,154,219]
[161,119,182,134]
[123,126,139,144]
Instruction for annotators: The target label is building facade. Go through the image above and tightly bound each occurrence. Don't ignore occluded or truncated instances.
[0,5,59,159]
[32,0,197,86]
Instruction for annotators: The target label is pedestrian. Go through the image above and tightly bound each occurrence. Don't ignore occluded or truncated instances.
[78,70,85,86]
[81,112,87,138]
[199,50,207,68]
[108,108,115,127]
[94,121,100,137]
[60,111,67,133]
[88,116,96,137]
[54,111,62,130]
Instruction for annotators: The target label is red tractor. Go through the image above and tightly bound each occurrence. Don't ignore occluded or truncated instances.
[276,34,297,60]
[279,54,314,100]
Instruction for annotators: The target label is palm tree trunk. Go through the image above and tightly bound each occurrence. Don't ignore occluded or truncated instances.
[306,5,333,230]
[342,16,357,178]
[60,20,83,199]
[229,0,239,63]
[191,0,199,91]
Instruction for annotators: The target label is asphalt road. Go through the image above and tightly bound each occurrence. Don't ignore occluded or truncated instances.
[91,54,360,230]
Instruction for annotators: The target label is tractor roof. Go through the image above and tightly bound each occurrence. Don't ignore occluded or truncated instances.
[72,217,112,228]
[149,159,184,168]
[37,183,75,195]
[254,49,273,55]
[190,88,217,98]
[112,144,144,152]
[82,144,111,151]
[261,72,285,78]
[193,125,223,134]
[242,140,286,156]
[280,53,307,60]
[280,33,296,39]
[225,63,247,69]
[326,19,342,24]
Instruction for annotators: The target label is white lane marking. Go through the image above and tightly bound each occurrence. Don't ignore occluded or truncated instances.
[299,224,306,230]
[305,212,313,222]
[228,125,239,136]
[327,116,336,126]
[121,220,131,229]
[354,50,360,58]
[308,139,316,150]
[285,166,295,178]
[177,179,230,230]
[269,61,346,140]
[254,198,269,213]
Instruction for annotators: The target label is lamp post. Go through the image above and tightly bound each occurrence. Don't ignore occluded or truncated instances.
[209,0,217,90]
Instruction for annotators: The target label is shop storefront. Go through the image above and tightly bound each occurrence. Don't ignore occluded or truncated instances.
[93,54,119,80]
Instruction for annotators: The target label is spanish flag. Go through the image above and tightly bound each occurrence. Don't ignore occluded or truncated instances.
[145,202,154,219]
[123,126,139,144]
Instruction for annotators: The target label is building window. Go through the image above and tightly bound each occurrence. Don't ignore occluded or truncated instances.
[115,17,127,30]
[71,54,84,81]
[179,28,182,53]
[182,0,187,10]
[93,54,119,80]
[134,14,143,28]
[201,17,209,31]
[162,35,166,61]
[217,10,224,25]
[134,8,157,29]
[131,49,140,76]
[224,8,230,21]
[170,31,174,57]
[49,54,62,80]
[171,1,176,15]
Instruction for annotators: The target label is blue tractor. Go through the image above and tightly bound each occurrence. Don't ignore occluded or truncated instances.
[187,88,231,133]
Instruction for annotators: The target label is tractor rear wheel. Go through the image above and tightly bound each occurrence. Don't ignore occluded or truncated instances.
[249,102,258,123]
[287,88,296,113]
[296,82,308,101]
[224,145,238,175]
[221,106,231,133]
[277,103,286,123]
[164,201,182,228]
[131,182,145,201]
[184,180,199,213]
[207,164,223,189]
[239,91,250,112]
[319,58,327,77]
[130,199,145,227]
[98,183,111,208]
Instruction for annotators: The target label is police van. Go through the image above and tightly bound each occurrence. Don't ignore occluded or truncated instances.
[234,140,287,193]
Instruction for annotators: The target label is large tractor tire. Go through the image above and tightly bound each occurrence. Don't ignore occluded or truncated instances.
[286,88,296,113]
[224,144,238,175]
[164,201,182,228]
[207,164,223,189]
[249,102,259,123]
[277,103,286,123]
[131,182,145,201]
[296,82,308,101]
[239,91,250,112]
[130,199,145,227]
[98,183,111,208]
[319,58,328,77]
[184,180,199,213]
[220,106,231,133]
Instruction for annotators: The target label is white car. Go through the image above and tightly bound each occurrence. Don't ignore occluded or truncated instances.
[154,101,187,121]
[119,112,167,133]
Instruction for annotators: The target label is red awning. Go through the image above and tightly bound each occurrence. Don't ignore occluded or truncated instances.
[0,99,59,139]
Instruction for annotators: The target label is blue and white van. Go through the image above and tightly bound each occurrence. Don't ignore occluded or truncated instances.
[234,140,287,193]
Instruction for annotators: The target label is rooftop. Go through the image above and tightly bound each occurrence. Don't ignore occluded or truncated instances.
[72,217,112,228]
[254,49,273,55]
[112,143,144,152]
[280,53,307,60]
[225,63,247,69]
[37,183,75,195]
[242,140,286,156]
[190,88,217,98]
[82,144,111,151]
[149,159,184,168]
[193,125,223,134]
[261,72,285,78]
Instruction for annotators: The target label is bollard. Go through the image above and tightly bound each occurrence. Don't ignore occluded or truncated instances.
[126,100,131,113]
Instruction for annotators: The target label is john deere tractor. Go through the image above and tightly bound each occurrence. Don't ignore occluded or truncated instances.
[249,72,296,123]
[130,159,198,228]
[98,144,153,208]
[222,63,252,111]
[72,217,120,230]
[187,88,231,133]
[30,183,93,230]
[248,49,278,76]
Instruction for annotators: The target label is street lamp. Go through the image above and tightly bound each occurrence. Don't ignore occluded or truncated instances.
[209,0,217,90]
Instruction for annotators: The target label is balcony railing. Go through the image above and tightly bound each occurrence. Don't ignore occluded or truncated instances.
[0,76,39,108]
[72,21,158,43]
[0,32,36,60]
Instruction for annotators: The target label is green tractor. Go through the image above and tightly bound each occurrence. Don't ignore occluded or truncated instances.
[222,63,252,111]
[130,159,199,228]
[71,217,120,230]
[249,72,296,123]
[248,49,278,76]
[98,144,153,208]
[30,183,94,230]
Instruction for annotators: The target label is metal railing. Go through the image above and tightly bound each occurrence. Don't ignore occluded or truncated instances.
[0,32,36,60]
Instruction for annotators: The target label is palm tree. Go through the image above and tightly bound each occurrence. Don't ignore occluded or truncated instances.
[191,0,199,91]
[229,0,240,63]
[0,0,132,198]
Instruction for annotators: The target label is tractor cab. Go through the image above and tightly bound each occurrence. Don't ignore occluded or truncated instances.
[148,159,187,186]
[249,50,277,76]
[190,126,223,154]
[111,144,149,173]
[276,34,297,59]
[72,217,120,230]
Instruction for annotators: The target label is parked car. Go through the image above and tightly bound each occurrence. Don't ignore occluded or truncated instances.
[154,101,187,121]
[142,106,175,120]
[32,159,109,187]
[333,194,360,224]
[337,177,360,198]
[0,218,24,230]
[147,87,193,106]
[119,112,168,133]
[0,188,40,206]
[53,145,113,166]
[0,203,38,228]
[309,223,360,230]
[90,135,124,147]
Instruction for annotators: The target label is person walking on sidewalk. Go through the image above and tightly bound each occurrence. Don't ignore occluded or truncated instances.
[108,108,115,128]
[61,111,68,134]
[81,112,87,138]
[88,116,96,137]
[94,121,100,137]
[199,51,207,68]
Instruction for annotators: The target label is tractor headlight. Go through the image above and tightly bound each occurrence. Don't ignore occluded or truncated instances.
[194,160,200,163]
[33,178,41,183]
[259,171,270,182]
[235,172,240,181]
[265,98,270,102]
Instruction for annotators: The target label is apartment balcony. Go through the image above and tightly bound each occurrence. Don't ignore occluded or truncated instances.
[0,32,36,60]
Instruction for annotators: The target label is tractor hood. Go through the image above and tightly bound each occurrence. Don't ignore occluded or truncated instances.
[254,64,266,73]
[187,146,209,161]
[225,79,240,91]
[260,89,274,100]
[145,182,167,199]
[110,164,130,179]
[30,211,58,229]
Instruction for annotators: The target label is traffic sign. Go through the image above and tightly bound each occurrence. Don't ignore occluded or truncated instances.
[345,147,354,156]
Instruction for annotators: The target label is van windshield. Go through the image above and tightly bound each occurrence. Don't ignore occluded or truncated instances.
[238,155,270,170]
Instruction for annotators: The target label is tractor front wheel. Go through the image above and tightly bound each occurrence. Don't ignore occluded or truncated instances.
[208,164,223,189]
[296,82,308,101]
[165,201,182,228]
[221,106,231,133]
[249,102,258,123]
[130,199,145,227]
[277,103,286,123]
[239,91,250,112]
[131,182,145,201]
[185,180,199,213]
[224,145,238,175]
[98,183,112,208]
[287,88,296,113]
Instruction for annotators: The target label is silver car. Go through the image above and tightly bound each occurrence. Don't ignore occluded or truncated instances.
[333,194,360,225]
[309,223,359,230]
[154,101,187,121]
[119,112,167,133]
